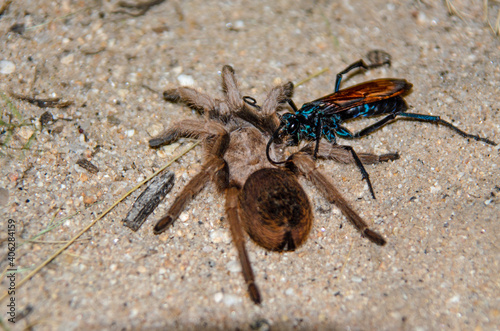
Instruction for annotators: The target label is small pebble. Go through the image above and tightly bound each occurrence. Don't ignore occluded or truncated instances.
[177,74,194,86]
[17,126,35,141]
[416,11,428,25]
[226,20,245,31]
[0,60,16,74]
[179,212,189,222]
[430,184,441,194]
[226,260,242,273]
[210,229,230,244]
[125,129,135,137]
[61,53,75,65]
[214,292,223,303]
[351,276,363,283]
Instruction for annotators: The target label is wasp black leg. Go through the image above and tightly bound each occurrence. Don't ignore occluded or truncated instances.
[334,60,370,92]
[334,56,391,93]
[397,113,497,146]
[286,99,299,113]
[339,145,377,199]
[350,114,398,139]
[313,117,323,159]
[346,112,497,146]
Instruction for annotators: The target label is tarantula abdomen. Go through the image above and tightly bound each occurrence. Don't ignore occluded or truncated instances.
[239,168,313,251]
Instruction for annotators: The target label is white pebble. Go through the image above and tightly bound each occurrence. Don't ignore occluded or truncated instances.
[179,212,189,222]
[351,276,363,283]
[0,60,15,74]
[17,126,34,141]
[226,260,242,273]
[60,53,75,65]
[177,74,194,86]
[214,292,223,303]
[129,309,139,318]
[210,229,230,243]
[285,288,295,296]
[430,184,442,194]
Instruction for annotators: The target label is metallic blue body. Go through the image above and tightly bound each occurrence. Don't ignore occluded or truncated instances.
[281,95,408,145]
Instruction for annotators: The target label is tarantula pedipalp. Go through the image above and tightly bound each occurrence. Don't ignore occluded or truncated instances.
[149,66,397,304]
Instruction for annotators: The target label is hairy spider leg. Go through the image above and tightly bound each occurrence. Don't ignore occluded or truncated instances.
[152,157,225,234]
[225,186,262,304]
[288,152,386,245]
[153,123,230,234]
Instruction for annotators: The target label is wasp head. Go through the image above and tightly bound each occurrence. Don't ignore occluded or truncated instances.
[280,113,300,138]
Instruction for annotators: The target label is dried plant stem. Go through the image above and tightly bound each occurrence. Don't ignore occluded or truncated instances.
[0,141,199,302]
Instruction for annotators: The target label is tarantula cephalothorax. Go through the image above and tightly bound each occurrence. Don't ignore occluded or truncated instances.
[149,66,398,304]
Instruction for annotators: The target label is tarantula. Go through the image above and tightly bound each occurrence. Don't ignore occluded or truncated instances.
[149,66,398,304]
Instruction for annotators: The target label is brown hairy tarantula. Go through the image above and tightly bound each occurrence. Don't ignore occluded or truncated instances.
[149,66,398,304]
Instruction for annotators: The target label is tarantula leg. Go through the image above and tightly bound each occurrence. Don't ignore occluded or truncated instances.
[163,87,218,115]
[287,152,386,245]
[261,82,294,117]
[221,65,244,110]
[304,143,400,165]
[225,185,262,304]
[238,82,295,135]
[153,157,227,234]
[300,143,399,199]
[149,120,227,147]
[149,119,204,147]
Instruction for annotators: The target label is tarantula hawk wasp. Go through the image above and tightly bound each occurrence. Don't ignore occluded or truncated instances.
[265,51,497,199]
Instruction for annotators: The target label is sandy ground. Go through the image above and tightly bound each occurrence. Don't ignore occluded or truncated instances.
[1,0,499,330]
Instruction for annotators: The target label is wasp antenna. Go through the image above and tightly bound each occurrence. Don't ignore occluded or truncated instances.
[243,96,261,110]
[266,131,287,165]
